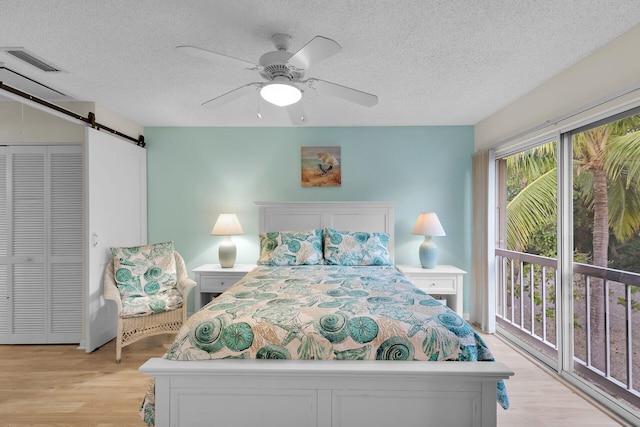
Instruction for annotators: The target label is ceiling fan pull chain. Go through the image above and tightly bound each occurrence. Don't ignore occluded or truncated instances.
[256,89,262,119]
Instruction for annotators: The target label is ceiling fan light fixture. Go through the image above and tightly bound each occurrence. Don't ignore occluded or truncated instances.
[260,80,302,107]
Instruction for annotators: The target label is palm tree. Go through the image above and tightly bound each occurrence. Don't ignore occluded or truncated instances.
[572,118,640,368]
[506,142,557,253]
[505,114,640,368]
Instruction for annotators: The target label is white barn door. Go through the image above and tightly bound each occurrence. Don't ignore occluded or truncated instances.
[83,127,146,352]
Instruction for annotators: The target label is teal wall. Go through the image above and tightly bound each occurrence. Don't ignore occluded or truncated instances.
[144,126,474,312]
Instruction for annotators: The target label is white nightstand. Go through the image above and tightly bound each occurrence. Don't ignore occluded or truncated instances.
[396,264,466,317]
[193,264,255,310]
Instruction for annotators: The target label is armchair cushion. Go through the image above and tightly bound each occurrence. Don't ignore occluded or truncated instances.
[110,241,182,318]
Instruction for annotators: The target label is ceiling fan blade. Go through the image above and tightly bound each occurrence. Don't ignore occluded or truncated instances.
[176,45,259,69]
[288,36,341,71]
[285,101,306,125]
[304,78,378,107]
[202,83,261,110]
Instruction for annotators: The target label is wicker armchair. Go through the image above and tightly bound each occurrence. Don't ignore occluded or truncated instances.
[103,251,196,363]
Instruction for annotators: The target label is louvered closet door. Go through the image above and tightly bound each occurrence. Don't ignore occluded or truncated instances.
[0,146,82,344]
[48,146,82,342]
[0,149,7,337]
[6,146,47,343]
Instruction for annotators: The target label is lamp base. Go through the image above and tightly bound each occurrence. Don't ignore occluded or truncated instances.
[418,236,438,269]
[218,236,237,268]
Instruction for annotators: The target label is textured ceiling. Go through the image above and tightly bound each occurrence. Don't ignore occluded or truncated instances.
[1,0,640,127]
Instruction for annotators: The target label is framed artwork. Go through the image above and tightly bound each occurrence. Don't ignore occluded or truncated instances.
[301,146,341,187]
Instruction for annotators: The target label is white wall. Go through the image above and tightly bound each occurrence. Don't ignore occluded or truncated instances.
[0,101,143,144]
[475,24,640,151]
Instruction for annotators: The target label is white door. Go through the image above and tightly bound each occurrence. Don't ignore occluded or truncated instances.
[0,145,82,344]
[48,145,83,342]
[83,128,146,352]
[0,146,47,343]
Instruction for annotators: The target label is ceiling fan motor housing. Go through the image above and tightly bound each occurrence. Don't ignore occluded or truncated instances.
[259,50,303,81]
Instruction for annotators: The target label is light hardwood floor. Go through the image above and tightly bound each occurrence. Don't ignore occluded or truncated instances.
[0,332,627,426]
[482,333,627,427]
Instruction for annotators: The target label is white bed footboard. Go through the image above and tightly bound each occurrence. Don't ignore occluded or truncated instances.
[140,358,513,427]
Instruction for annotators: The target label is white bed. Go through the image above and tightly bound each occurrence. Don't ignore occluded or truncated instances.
[140,201,513,427]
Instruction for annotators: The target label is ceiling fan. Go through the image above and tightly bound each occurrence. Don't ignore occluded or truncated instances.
[176,34,378,124]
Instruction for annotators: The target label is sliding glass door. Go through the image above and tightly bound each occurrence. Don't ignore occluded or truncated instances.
[569,112,640,413]
[495,139,559,366]
[494,108,640,423]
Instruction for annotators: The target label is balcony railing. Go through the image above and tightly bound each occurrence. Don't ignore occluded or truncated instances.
[495,248,640,410]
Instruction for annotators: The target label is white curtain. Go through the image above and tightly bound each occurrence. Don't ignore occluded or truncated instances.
[471,150,495,333]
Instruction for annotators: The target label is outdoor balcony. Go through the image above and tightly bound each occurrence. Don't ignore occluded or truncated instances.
[495,248,640,425]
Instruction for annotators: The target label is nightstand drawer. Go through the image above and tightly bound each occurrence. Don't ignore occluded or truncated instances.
[200,276,236,292]
[396,265,466,317]
[193,264,255,311]
[410,276,456,293]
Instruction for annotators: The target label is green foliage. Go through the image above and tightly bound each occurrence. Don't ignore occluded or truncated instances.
[616,296,640,311]
[610,235,640,273]
[573,194,594,256]
[616,282,640,312]
[506,171,557,253]
[525,223,557,257]
[503,115,640,316]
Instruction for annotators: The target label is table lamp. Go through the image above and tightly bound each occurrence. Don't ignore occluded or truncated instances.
[411,212,446,269]
[211,213,244,268]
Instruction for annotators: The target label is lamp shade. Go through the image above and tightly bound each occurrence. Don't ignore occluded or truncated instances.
[211,214,243,268]
[411,212,446,236]
[260,78,302,107]
[211,214,244,236]
[412,212,445,269]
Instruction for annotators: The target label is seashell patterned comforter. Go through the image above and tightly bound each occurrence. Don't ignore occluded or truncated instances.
[141,265,509,425]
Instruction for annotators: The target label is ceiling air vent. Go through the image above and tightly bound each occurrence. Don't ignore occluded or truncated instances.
[0,47,63,72]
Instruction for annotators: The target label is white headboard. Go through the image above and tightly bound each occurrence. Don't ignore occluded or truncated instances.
[255,201,396,262]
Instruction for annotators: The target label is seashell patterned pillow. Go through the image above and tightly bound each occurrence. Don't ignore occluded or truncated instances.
[323,228,392,266]
[258,229,324,266]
